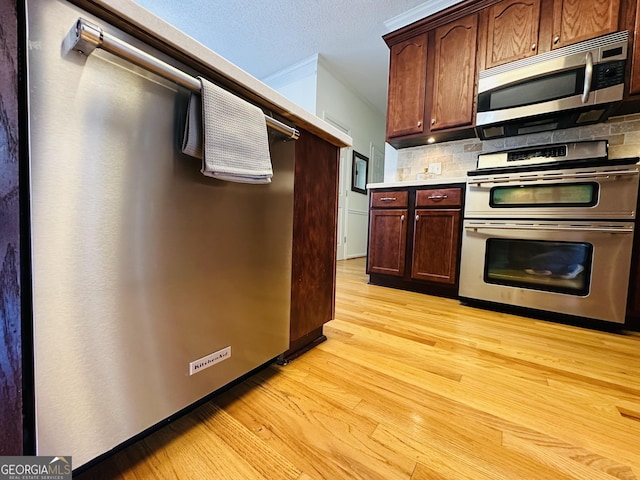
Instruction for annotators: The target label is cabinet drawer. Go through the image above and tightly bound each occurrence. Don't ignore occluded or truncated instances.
[371,191,409,208]
[415,188,461,207]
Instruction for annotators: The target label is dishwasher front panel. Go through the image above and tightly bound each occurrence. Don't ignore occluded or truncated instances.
[27,0,293,467]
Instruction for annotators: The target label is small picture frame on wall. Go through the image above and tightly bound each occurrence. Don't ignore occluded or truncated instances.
[351,151,368,194]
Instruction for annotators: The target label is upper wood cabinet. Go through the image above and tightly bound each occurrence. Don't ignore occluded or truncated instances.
[431,14,479,131]
[631,0,640,95]
[551,0,621,49]
[383,0,635,147]
[385,14,479,145]
[386,34,428,139]
[485,0,541,69]
[484,0,621,68]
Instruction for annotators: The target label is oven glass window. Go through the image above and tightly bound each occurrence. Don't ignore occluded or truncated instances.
[484,239,592,295]
[490,182,598,208]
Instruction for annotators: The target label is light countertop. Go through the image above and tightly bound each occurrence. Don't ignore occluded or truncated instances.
[367,177,468,189]
[78,0,352,149]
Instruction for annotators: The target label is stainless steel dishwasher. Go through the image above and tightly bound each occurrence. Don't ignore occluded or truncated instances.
[26,0,294,468]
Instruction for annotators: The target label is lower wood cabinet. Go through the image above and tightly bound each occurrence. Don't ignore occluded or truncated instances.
[368,209,408,276]
[625,195,640,330]
[411,209,461,284]
[367,185,464,297]
[368,191,409,276]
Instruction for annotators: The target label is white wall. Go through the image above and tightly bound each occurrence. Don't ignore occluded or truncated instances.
[264,54,387,259]
[384,143,399,182]
[262,55,319,115]
[316,57,386,258]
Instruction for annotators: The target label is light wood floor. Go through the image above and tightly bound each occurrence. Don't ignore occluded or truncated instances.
[78,257,640,479]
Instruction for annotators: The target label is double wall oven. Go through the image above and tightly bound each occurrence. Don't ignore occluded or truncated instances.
[459,141,639,324]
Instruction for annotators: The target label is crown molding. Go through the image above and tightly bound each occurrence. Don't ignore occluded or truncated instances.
[261,54,319,89]
[384,0,462,32]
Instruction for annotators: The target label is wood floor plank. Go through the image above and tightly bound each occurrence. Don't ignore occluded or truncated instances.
[91,400,302,480]
[76,257,640,479]
[372,422,584,480]
[321,317,640,473]
[213,366,417,480]
[501,430,637,480]
[297,336,639,479]
[287,348,506,449]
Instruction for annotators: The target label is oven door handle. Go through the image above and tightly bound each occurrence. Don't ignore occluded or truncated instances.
[467,169,639,185]
[464,223,634,233]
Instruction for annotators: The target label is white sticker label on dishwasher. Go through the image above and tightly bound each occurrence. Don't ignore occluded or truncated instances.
[189,346,231,375]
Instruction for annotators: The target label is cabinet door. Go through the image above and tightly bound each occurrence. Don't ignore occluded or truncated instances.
[290,131,339,343]
[0,0,22,455]
[411,209,461,284]
[386,34,428,138]
[431,14,478,131]
[551,0,620,49]
[485,0,541,68]
[630,2,640,95]
[367,209,408,276]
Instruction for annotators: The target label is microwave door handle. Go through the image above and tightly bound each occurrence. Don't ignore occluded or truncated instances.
[582,51,593,103]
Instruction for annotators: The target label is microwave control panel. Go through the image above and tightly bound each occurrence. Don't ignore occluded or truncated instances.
[594,60,625,89]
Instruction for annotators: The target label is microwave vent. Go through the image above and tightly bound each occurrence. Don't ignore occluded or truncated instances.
[479,30,628,78]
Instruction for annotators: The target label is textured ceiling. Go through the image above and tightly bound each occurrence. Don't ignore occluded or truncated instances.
[132,0,457,115]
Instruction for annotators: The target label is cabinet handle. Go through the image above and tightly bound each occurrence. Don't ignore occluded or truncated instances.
[401,214,405,222]
[415,214,419,221]
[531,43,536,51]
[427,195,448,200]
[379,197,397,201]
[553,35,560,45]
[431,118,436,125]
[417,121,422,127]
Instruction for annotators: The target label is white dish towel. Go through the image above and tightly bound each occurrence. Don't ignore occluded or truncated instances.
[182,77,273,184]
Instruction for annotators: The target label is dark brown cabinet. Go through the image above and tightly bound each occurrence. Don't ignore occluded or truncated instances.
[627,244,640,327]
[412,210,461,284]
[368,192,409,276]
[411,189,462,285]
[384,14,479,147]
[625,192,640,329]
[484,0,541,68]
[629,0,640,96]
[383,0,640,148]
[551,0,621,50]
[386,35,428,139]
[431,15,479,131]
[282,130,340,362]
[0,0,22,456]
[367,186,464,297]
[484,0,621,70]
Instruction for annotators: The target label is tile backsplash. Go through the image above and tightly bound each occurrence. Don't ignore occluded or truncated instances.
[395,113,640,181]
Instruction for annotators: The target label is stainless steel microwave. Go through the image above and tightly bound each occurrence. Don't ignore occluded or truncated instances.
[476,31,628,140]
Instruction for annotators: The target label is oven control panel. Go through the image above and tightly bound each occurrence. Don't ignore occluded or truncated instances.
[474,140,608,172]
[507,145,567,163]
